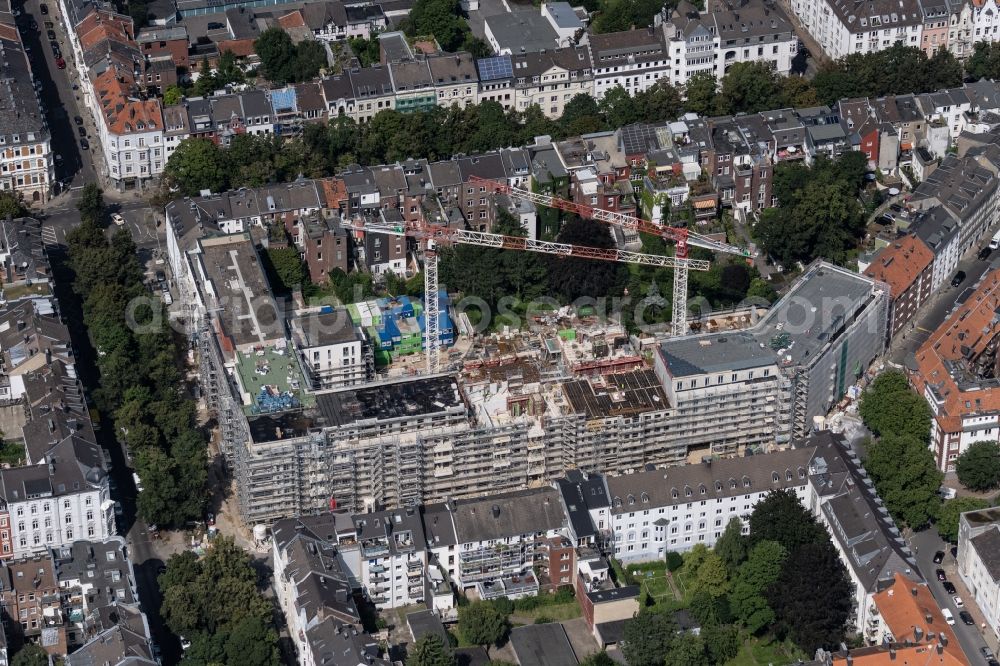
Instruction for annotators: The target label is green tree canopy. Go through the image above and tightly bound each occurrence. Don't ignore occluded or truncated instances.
[766,540,853,653]
[622,610,677,666]
[11,644,49,666]
[457,602,508,650]
[937,496,991,543]
[748,490,826,552]
[859,371,932,443]
[713,516,748,573]
[409,634,455,666]
[956,441,1000,492]
[401,0,470,51]
[864,432,942,529]
[164,138,227,196]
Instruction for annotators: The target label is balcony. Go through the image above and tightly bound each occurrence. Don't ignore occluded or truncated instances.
[407,568,423,579]
[407,559,423,571]
[362,542,389,558]
[369,564,387,574]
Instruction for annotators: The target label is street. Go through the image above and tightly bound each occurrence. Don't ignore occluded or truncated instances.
[911,529,995,662]
[13,0,179,660]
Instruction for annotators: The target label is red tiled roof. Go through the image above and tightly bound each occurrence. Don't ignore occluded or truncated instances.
[864,235,933,298]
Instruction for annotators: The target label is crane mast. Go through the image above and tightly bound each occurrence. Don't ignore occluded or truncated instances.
[346,219,709,373]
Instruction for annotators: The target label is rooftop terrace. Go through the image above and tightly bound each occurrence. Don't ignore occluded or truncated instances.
[235,347,314,416]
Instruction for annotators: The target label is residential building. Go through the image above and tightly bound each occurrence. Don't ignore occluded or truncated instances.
[957,506,1000,644]
[862,234,934,338]
[511,46,593,119]
[590,27,670,99]
[0,7,53,204]
[919,0,950,55]
[866,572,962,656]
[788,0,923,59]
[807,431,922,634]
[0,554,64,654]
[428,52,478,109]
[603,446,814,561]
[911,267,1000,470]
[289,309,373,390]
[484,11,561,55]
[542,2,585,45]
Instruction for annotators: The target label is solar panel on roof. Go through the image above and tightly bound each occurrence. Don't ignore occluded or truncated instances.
[477,56,513,81]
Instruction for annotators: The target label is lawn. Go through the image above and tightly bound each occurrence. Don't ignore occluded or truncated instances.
[0,440,25,467]
[514,600,582,622]
[725,636,807,666]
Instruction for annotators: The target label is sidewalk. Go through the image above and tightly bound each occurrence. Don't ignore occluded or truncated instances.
[942,553,999,654]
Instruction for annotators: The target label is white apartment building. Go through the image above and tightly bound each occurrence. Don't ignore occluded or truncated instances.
[973,0,1000,44]
[353,508,428,609]
[2,438,113,559]
[604,447,814,561]
[660,1,797,88]
[289,310,371,390]
[789,0,922,59]
[958,507,1000,643]
[589,27,671,98]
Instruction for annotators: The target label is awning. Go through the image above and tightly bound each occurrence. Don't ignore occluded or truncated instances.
[693,199,717,210]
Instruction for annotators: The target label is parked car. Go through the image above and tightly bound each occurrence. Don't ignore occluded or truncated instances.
[206,512,215,526]
[953,595,964,607]
[53,154,62,164]
[879,213,894,224]
[936,568,947,581]
[113,501,123,516]
[154,269,166,283]
[987,659,999,666]
[890,203,902,213]
[79,138,88,150]
[960,610,974,625]
[44,21,53,28]
[55,57,65,69]
[951,271,967,287]
[980,247,993,261]
[28,19,36,30]
[40,4,48,14]
[77,126,86,138]
[933,551,945,564]
[162,291,173,305]
[983,647,996,661]
[943,581,957,594]
[46,29,55,39]
[73,115,83,125]
[942,608,955,625]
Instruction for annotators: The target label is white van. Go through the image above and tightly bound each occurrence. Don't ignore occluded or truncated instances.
[942,608,955,625]
[990,230,1000,249]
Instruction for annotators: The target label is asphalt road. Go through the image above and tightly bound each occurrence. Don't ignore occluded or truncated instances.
[911,529,994,664]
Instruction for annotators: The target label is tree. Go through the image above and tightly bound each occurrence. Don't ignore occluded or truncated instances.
[937,496,990,543]
[622,610,676,666]
[255,28,297,84]
[693,551,730,598]
[728,540,787,634]
[349,34,381,67]
[748,490,825,552]
[684,71,717,117]
[766,540,853,653]
[967,41,1000,81]
[0,191,26,218]
[560,94,603,136]
[264,246,308,294]
[458,602,508,650]
[409,635,456,666]
[546,217,625,301]
[163,85,184,105]
[192,57,216,97]
[590,0,663,33]
[859,371,932,443]
[579,652,616,666]
[164,138,228,196]
[401,0,469,51]
[956,441,1000,492]
[715,62,785,115]
[701,624,740,664]
[714,517,748,573]
[295,40,328,80]
[864,433,942,529]
[76,183,105,224]
[224,615,281,666]
[664,633,709,666]
[11,645,49,666]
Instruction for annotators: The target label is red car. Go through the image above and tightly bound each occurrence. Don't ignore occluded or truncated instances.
[55,57,65,69]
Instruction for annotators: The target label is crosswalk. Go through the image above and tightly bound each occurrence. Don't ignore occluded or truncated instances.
[41,225,60,248]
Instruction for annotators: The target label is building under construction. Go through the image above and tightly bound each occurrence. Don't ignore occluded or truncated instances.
[172,228,889,526]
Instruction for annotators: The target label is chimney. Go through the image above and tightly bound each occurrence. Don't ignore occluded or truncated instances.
[914,626,923,642]
[889,649,896,660]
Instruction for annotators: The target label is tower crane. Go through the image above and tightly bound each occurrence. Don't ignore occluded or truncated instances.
[467,175,753,337]
[345,218,709,375]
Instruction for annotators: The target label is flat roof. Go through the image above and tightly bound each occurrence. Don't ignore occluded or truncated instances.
[197,234,282,348]
[291,310,362,348]
[314,375,465,427]
[509,624,579,666]
[659,331,775,377]
[235,347,313,416]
